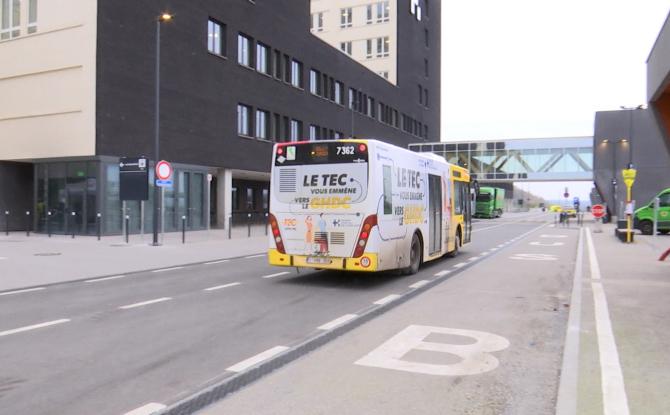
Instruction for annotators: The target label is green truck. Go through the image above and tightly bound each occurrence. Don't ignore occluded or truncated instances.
[634,188,670,235]
[475,187,505,218]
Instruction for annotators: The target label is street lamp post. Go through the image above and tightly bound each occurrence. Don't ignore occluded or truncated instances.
[153,12,173,246]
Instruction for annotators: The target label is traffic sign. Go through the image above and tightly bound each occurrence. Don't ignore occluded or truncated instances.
[156,160,173,180]
[156,179,173,187]
[592,204,606,219]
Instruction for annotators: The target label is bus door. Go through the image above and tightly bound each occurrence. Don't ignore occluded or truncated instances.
[462,182,472,243]
[428,174,442,254]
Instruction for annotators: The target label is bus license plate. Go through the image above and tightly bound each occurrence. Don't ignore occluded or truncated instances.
[306,256,332,265]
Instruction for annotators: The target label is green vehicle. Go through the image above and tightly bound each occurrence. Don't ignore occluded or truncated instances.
[475,187,505,218]
[634,188,670,235]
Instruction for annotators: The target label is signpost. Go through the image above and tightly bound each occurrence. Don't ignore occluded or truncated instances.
[154,160,173,244]
[622,168,637,243]
[120,157,149,201]
[592,203,605,233]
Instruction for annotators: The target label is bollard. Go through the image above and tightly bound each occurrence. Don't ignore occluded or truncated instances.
[71,211,76,238]
[97,213,102,241]
[265,212,269,236]
[228,216,232,240]
[4,210,9,235]
[47,211,52,237]
[125,215,130,243]
[182,215,186,244]
[25,211,30,236]
[247,213,252,237]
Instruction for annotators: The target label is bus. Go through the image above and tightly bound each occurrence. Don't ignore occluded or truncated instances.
[267,139,472,274]
[475,187,505,218]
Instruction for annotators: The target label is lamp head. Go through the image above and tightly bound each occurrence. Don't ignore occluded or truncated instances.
[159,13,173,22]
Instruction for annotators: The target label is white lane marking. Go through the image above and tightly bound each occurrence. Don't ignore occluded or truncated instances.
[355,325,510,376]
[227,346,289,373]
[468,256,480,261]
[262,271,290,279]
[453,262,467,268]
[204,259,230,265]
[497,244,505,248]
[318,314,358,330]
[85,275,126,283]
[151,267,184,273]
[119,297,172,310]
[244,254,266,259]
[123,403,167,415]
[479,251,489,256]
[374,294,402,305]
[530,241,565,247]
[585,228,630,415]
[0,256,6,260]
[490,247,499,251]
[0,319,70,337]
[509,253,558,261]
[434,270,451,277]
[203,282,241,292]
[410,280,431,288]
[540,234,568,238]
[556,227,584,415]
[0,287,46,296]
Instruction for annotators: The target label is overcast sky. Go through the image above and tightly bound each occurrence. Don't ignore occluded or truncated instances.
[441,0,670,141]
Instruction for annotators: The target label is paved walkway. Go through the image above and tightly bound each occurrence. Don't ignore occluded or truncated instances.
[0,226,269,291]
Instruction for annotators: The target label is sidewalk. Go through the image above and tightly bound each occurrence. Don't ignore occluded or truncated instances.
[0,226,269,291]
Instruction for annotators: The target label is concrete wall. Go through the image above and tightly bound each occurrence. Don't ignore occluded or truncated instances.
[0,161,33,231]
[0,0,98,160]
[593,109,670,217]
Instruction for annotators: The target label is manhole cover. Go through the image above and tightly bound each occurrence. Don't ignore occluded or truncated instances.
[34,252,62,256]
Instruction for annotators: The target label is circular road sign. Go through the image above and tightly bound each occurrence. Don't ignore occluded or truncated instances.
[156,160,173,180]
[592,204,606,219]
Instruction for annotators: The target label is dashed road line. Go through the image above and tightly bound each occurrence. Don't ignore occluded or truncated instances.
[85,275,126,283]
[262,271,290,279]
[151,267,184,273]
[433,270,451,277]
[468,256,480,261]
[0,287,46,296]
[227,346,289,373]
[244,254,266,259]
[318,314,358,331]
[410,280,431,288]
[203,282,241,292]
[374,294,401,305]
[453,262,467,268]
[123,403,167,415]
[204,259,230,265]
[119,297,172,310]
[0,319,70,337]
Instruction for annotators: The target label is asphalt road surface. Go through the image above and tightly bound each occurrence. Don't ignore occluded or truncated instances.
[0,211,560,415]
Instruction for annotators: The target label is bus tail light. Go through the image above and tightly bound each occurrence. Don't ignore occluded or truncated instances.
[353,214,377,258]
[269,213,286,254]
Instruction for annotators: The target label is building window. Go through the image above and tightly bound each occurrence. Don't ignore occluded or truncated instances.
[418,84,423,104]
[237,33,252,67]
[246,188,256,210]
[335,81,343,104]
[367,96,374,117]
[311,12,323,32]
[366,39,373,59]
[424,58,429,77]
[291,59,302,88]
[273,113,281,141]
[309,69,320,95]
[376,37,389,57]
[27,0,37,34]
[340,8,352,28]
[207,19,225,56]
[334,131,343,140]
[256,109,269,139]
[309,125,318,141]
[256,42,270,74]
[273,50,282,79]
[424,29,429,47]
[290,119,302,142]
[424,88,429,107]
[349,88,355,109]
[339,41,352,55]
[376,1,390,23]
[237,104,252,136]
[366,5,373,24]
[1,0,21,39]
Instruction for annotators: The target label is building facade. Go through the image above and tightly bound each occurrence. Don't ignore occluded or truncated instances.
[0,0,440,234]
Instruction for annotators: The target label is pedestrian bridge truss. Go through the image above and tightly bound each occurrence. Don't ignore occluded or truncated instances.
[409,137,593,182]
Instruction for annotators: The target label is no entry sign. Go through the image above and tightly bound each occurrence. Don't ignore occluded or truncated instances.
[592,204,606,219]
[155,160,173,180]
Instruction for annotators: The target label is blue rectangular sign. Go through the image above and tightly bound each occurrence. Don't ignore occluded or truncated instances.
[156,179,173,187]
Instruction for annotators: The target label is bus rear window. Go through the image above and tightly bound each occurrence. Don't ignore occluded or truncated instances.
[275,142,368,166]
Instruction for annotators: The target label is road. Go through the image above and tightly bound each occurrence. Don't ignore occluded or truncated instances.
[0,211,565,415]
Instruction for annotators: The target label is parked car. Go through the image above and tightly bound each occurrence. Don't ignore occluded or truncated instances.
[635,188,670,235]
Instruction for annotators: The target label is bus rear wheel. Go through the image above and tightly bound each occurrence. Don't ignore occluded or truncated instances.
[447,231,460,258]
[403,233,422,275]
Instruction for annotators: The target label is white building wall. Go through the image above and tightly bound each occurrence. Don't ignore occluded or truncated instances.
[0,0,97,160]
[310,0,397,84]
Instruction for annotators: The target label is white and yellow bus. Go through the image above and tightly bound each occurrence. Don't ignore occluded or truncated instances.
[268,139,472,274]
